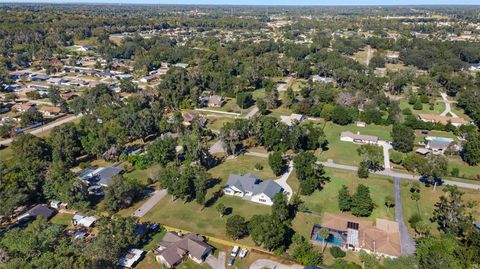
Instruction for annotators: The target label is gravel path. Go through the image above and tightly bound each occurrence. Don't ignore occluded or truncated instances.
[133,190,167,217]
[394,177,416,255]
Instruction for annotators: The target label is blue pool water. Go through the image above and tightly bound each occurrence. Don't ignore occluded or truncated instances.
[430,137,453,143]
[315,234,344,246]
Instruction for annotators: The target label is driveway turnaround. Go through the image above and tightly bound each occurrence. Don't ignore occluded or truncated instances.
[133,190,167,217]
[440,92,459,117]
[394,177,416,255]
[249,259,303,269]
[274,160,294,201]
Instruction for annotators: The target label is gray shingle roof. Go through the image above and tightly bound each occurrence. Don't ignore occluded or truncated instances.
[253,180,283,198]
[226,173,260,193]
[96,167,122,186]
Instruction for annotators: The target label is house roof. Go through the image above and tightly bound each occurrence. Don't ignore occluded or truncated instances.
[118,248,145,268]
[226,173,261,193]
[26,205,55,219]
[280,113,304,126]
[340,131,378,143]
[95,167,122,186]
[253,180,283,198]
[39,106,61,114]
[427,141,450,150]
[155,232,212,266]
[208,95,225,105]
[418,114,467,125]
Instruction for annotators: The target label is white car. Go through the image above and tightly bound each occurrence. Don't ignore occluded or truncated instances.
[231,246,240,257]
[239,248,248,259]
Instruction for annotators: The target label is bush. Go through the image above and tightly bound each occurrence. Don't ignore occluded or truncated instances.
[408,213,422,230]
[254,163,264,170]
[390,150,404,164]
[357,161,369,178]
[402,108,413,115]
[79,162,90,169]
[330,246,346,258]
[450,167,460,177]
[413,100,423,110]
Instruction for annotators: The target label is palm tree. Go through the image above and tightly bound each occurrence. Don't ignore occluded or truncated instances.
[319,228,331,253]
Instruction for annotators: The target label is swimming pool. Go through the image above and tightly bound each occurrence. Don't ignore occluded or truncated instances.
[315,234,344,246]
[426,136,453,143]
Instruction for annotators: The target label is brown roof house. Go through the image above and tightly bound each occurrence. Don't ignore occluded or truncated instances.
[39,106,61,116]
[154,232,212,268]
[12,103,36,113]
[418,114,467,127]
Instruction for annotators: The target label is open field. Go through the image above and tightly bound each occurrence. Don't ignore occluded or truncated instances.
[206,116,235,131]
[399,99,446,116]
[318,122,391,166]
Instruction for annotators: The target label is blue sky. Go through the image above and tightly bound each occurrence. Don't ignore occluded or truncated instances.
[4,0,480,5]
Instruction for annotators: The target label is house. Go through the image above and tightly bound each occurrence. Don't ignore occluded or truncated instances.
[72,214,98,228]
[418,114,467,127]
[47,77,69,85]
[311,213,401,258]
[154,232,212,268]
[470,63,480,71]
[61,92,79,100]
[12,103,36,113]
[340,131,378,144]
[50,200,67,210]
[19,205,55,220]
[174,63,189,69]
[139,76,154,83]
[312,75,335,83]
[39,106,61,116]
[77,45,93,52]
[30,74,49,82]
[94,167,123,187]
[386,51,400,64]
[118,248,145,268]
[415,148,430,156]
[356,121,366,128]
[223,173,284,206]
[207,95,226,107]
[280,113,304,126]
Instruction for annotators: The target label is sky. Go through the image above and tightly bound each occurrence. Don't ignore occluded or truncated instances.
[3,0,480,6]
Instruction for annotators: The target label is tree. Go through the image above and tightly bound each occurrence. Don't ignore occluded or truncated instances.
[20,109,43,127]
[48,86,62,106]
[268,151,285,176]
[431,185,475,237]
[119,79,138,93]
[248,215,289,252]
[236,92,253,109]
[384,195,395,213]
[216,203,227,218]
[332,105,353,125]
[462,131,480,165]
[402,153,426,174]
[413,99,423,110]
[359,250,380,269]
[357,160,370,178]
[338,185,352,212]
[419,154,448,185]
[410,181,421,213]
[48,123,82,167]
[226,215,248,240]
[357,144,384,171]
[351,184,374,217]
[103,175,142,213]
[272,193,289,222]
[146,136,176,166]
[293,152,329,195]
[391,123,415,153]
[290,234,323,266]
[416,235,465,269]
[284,87,295,108]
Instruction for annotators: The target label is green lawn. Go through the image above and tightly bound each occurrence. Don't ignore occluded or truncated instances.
[299,167,396,221]
[446,156,480,180]
[124,164,162,186]
[208,155,277,184]
[399,99,446,116]
[0,147,14,161]
[318,122,391,166]
[206,116,235,131]
[50,212,74,227]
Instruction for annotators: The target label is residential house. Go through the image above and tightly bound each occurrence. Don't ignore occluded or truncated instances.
[139,76,154,83]
[19,204,55,220]
[223,173,284,206]
[61,92,79,101]
[50,200,67,210]
[30,74,49,82]
[356,121,366,128]
[78,166,123,187]
[386,51,400,64]
[340,131,378,144]
[47,77,69,85]
[39,106,61,116]
[174,63,189,69]
[207,95,226,107]
[470,63,480,72]
[312,75,335,83]
[418,114,467,127]
[12,103,36,113]
[280,113,304,126]
[118,249,145,268]
[72,214,98,228]
[154,232,212,268]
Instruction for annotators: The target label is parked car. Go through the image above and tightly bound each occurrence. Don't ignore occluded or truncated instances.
[239,248,248,258]
[231,246,240,257]
[228,257,235,266]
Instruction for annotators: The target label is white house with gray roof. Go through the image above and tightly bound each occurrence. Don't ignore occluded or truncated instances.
[223,173,283,206]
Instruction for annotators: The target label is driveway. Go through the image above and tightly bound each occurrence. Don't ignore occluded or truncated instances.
[440,92,459,117]
[378,140,393,170]
[394,177,416,255]
[276,76,292,92]
[209,140,225,155]
[0,114,82,146]
[320,160,480,190]
[274,160,294,201]
[244,106,259,119]
[206,251,226,269]
[249,259,303,269]
[133,189,167,217]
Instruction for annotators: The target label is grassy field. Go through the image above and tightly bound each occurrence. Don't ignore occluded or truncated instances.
[400,181,480,237]
[318,122,391,166]
[0,146,14,161]
[299,167,396,222]
[399,99,446,116]
[206,116,235,131]
[50,212,74,227]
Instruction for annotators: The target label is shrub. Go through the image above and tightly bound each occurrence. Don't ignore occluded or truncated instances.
[390,150,404,164]
[408,213,422,230]
[330,246,346,258]
[450,167,460,177]
[254,163,264,171]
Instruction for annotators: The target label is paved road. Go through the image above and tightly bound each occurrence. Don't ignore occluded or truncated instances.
[194,108,240,117]
[394,177,416,256]
[320,160,480,190]
[244,106,259,119]
[440,92,459,117]
[0,114,82,146]
[206,251,226,269]
[133,189,167,217]
[249,259,303,269]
